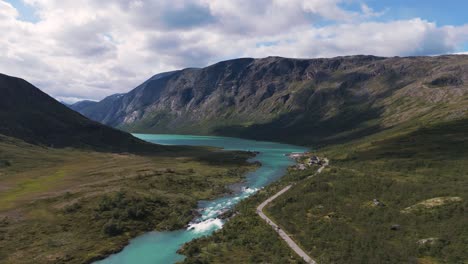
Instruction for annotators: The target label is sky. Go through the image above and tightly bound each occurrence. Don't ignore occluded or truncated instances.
[1,0,468,103]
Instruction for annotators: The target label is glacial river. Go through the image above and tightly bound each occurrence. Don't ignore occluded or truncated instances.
[96,134,307,264]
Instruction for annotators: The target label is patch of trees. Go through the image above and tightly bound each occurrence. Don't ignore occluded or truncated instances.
[93,191,170,236]
[103,219,125,236]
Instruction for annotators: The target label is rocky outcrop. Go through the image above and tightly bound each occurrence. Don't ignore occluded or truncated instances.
[401,197,463,213]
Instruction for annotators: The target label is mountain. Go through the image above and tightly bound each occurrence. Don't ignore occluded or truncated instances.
[69,71,181,127]
[59,100,72,107]
[155,56,468,264]
[73,55,468,146]
[69,100,97,112]
[0,73,163,152]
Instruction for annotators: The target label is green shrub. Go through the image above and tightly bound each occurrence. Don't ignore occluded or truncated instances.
[102,219,124,236]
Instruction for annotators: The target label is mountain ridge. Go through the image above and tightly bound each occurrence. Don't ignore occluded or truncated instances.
[70,54,468,146]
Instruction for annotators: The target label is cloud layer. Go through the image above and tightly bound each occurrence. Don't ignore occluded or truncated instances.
[1,0,468,102]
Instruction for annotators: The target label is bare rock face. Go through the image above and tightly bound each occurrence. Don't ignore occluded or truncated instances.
[71,55,468,145]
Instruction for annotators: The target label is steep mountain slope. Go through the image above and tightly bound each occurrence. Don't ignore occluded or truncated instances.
[70,71,182,127]
[0,73,162,152]
[74,55,468,146]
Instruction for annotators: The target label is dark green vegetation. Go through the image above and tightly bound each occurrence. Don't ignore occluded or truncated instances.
[0,73,257,263]
[72,55,468,146]
[182,119,468,264]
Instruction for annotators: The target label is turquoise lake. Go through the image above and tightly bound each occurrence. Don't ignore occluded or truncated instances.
[95,134,307,264]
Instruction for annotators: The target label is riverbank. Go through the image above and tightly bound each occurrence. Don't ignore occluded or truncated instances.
[179,166,317,263]
[0,136,257,264]
[94,134,307,264]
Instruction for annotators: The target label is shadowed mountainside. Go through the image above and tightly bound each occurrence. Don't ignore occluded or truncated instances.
[0,73,164,153]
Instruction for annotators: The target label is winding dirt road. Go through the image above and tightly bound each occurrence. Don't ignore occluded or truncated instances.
[256,160,328,264]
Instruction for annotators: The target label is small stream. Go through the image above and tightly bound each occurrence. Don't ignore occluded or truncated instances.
[95,134,307,264]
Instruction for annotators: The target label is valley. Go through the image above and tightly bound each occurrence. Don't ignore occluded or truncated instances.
[3,1,468,263]
[1,54,467,264]
[66,55,468,263]
[0,74,257,263]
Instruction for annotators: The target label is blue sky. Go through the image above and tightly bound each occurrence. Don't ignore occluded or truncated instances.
[6,0,38,22]
[10,0,465,27]
[1,0,467,102]
[366,0,468,26]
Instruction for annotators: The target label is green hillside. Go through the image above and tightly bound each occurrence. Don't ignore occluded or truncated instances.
[181,118,468,264]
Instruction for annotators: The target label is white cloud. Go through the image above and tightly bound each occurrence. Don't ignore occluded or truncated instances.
[360,3,386,18]
[0,1,18,19]
[0,0,467,103]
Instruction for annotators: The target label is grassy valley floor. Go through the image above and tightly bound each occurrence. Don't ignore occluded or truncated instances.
[0,135,257,264]
[181,118,468,264]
